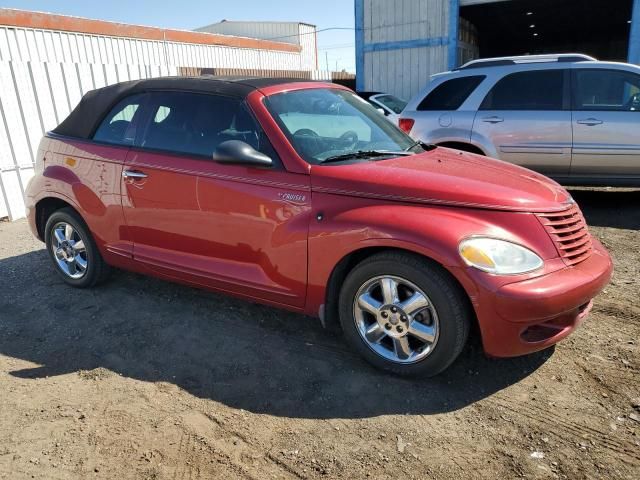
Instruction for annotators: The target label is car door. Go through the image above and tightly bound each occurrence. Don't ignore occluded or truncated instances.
[121,90,310,308]
[570,68,640,177]
[471,69,572,175]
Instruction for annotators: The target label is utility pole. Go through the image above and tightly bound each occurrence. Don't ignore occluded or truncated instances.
[325,51,329,72]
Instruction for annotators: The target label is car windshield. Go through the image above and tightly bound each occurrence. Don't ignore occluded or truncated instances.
[264,88,419,164]
[374,94,407,114]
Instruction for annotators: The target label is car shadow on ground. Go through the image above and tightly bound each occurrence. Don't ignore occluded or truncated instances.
[0,246,552,420]
[569,188,640,230]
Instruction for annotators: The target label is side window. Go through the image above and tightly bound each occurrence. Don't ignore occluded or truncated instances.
[93,94,144,145]
[139,91,273,159]
[574,69,640,111]
[480,70,564,111]
[418,76,485,111]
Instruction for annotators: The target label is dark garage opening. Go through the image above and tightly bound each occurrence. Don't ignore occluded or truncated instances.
[460,0,634,62]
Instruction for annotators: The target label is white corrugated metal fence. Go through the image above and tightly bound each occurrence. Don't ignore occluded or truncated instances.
[0,60,176,220]
[0,23,337,220]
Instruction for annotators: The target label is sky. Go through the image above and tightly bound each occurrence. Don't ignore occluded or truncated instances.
[3,0,357,71]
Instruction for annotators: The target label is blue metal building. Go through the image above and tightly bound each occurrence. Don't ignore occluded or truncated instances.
[356,0,640,100]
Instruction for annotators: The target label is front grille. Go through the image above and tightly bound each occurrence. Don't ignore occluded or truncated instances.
[536,203,592,266]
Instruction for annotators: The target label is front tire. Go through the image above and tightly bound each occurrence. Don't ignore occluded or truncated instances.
[44,208,110,288]
[338,252,471,376]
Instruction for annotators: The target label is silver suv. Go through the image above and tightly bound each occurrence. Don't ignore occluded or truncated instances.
[400,54,640,186]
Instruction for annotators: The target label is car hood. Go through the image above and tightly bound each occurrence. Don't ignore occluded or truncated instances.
[309,147,572,212]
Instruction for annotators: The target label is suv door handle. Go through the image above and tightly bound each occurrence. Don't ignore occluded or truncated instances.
[122,170,148,179]
[577,118,603,126]
[481,116,504,124]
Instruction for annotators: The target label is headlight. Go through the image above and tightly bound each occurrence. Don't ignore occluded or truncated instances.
[458,237,543,275]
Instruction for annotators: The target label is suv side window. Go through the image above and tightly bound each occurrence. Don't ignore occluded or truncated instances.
[93,94,145,145]
[480,70,564,110]
[418,76,485,111]
[138,91,278,161]
[573,69,640,111]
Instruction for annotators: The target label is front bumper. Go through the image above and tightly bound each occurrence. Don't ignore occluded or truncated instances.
[473,237,613,357]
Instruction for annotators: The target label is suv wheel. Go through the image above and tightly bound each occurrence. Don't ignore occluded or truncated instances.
[44,208,110,287]
[339,252,470,376]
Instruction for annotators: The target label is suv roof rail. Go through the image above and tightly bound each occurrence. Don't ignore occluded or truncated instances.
[455,53,597,70]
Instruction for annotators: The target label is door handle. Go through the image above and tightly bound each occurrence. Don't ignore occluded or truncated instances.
[577,118,603,126]
[122,170,148,179]
[481,116,504,124]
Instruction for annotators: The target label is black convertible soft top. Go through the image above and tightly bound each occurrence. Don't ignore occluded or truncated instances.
[52,76,308,139]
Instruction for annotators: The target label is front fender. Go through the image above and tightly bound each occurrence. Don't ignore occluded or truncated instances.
[304,194,558,317]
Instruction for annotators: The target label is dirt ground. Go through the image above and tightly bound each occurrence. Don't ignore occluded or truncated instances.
[0,188,638,480]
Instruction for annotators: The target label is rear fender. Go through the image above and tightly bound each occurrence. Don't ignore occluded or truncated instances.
[36,165,107,217]
[26,139,130,259]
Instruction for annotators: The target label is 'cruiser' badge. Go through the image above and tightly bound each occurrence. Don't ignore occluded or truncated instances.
[278,192,306,202]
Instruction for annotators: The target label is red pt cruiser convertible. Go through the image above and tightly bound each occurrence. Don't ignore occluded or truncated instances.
[25,78,613,376]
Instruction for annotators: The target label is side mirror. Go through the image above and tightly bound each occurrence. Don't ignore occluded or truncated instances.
[213,140,273,168]
[376,107,388,116]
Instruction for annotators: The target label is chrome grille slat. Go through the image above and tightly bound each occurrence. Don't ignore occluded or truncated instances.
[536,203,593,266]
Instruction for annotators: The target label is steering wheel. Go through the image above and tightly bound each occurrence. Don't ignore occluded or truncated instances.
[338,130,359,149]
[293,128,319,138]
[292,128,321,156]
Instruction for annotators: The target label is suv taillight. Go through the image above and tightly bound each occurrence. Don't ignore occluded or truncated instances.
[398,118,414,133]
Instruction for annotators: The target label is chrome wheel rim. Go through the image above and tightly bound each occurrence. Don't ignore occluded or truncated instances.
[50,222,88,279]
[353,275,439,364]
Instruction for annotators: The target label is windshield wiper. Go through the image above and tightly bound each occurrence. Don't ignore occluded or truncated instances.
[320,150,413,164]
[404,140,437,152]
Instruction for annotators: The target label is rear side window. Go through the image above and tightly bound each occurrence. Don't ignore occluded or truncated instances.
[480,70,564,110]
[93,94,144,145]
[417,76,485,111]
[573,69,640,111]
[138,91,271,158]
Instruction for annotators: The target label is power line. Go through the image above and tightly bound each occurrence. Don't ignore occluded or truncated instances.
[317,43,355,50]
[264,26,352,41]
[260,19,435,42]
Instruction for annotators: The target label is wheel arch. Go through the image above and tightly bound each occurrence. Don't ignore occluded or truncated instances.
[35,196,84,241]
[437,141,486,156]
[323,246,478,338]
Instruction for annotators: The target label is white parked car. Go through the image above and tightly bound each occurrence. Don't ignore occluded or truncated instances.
[357,91,407,124]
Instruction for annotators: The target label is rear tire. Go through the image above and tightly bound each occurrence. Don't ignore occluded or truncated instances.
[44,208,110,288]
[338,251,471,377]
